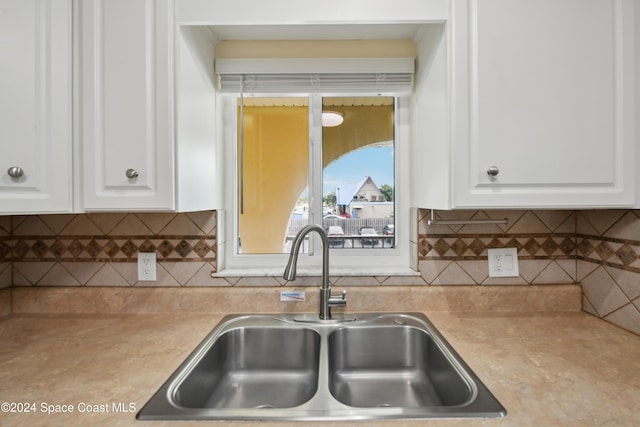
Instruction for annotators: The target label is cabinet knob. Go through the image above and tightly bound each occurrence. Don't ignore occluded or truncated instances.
[486,166,500,177]
[125,169,139,179]
[7,166,24,178]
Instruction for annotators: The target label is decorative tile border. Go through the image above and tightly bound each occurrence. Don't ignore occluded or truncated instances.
[0,238,10,262]
[11,236,216,262]
[419,234,576,260]
[577,234,640,273]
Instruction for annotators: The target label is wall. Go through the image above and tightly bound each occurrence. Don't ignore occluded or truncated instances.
[215,39,417,59]
[577,210,640,335]
[2,209,639,336]
[420,209,640,336]
[10,212,216,287]
[0,216,10,289]
[418,209,576,285]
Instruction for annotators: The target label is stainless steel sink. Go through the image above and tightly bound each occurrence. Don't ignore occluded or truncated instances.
[137,313,506,421]
[174,327,320,409]
[328,326,472,408]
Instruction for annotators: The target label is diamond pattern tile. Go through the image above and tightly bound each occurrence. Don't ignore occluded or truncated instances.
[432,238,449,257]
[2,236,220,263]
[2,208,640,336]
[417,208,640,336]
[614,245,636,266]
[157,240,175,258]
[120,240,137,257]
[6,212,217,287]
[595,242,614,262]
[450,239,468,256]
[541,238,558,256]
[67,240,85,257]
[175,240,193,257]
[0,240,11,261]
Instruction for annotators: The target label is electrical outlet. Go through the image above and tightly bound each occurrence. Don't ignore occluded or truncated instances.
[488,248,519,277]
[138,252,157,281]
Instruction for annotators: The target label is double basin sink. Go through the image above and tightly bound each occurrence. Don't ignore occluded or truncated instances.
[137,312,506,421]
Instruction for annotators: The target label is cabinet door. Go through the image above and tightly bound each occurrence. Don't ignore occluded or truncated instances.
[452,0,634,208]
[0,0,72,214]
[81,0,175,210]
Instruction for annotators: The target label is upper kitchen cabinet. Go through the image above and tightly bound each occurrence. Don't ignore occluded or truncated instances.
[0,0,72,214]
[637,0,640,206]
[79,0,174,210]
[415,0,635,209]
[78,0,219,211]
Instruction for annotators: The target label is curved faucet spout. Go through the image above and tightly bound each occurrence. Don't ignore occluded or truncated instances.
[284,224,329,289]
[283,224,343,320]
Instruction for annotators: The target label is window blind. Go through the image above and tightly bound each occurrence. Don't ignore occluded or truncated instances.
[215,57,414,94]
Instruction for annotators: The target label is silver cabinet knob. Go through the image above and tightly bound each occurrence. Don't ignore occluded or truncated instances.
[486,166,500,177]
[125,169,139,179]
[7,166,24,178]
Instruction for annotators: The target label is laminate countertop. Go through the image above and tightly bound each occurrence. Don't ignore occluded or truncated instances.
[0,311,638,427]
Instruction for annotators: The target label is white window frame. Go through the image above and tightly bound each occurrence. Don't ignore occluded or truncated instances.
[215,93,414,277]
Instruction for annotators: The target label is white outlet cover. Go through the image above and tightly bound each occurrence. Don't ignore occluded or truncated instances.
[488,248,519,278]
[138,252,157,281]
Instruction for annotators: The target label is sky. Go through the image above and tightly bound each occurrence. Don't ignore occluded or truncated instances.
[323,146,394,197]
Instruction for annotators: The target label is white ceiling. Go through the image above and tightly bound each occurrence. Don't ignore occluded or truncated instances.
[209,24,425,41]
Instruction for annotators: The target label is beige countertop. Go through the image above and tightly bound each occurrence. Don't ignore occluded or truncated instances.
[0,310,639,427]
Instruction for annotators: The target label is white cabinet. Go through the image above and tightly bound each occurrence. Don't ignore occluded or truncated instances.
[79,0,219,212]
[0,0,72,214]
[79,0,175,210]
[414,0,635,209]
[636,0,640,206]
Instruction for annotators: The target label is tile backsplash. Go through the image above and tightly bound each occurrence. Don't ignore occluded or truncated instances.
[418,209,576,285]
[576,210,640,336]
[8,212,216,287]
[0,216,10,289]
[1,209,639,336]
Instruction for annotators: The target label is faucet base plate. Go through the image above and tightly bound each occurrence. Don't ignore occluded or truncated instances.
[293,313,357,323]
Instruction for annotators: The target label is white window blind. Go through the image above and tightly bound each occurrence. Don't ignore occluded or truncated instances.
[215,57,414,94]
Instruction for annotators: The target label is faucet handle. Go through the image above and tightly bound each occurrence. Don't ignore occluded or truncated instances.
[328,290,347,308]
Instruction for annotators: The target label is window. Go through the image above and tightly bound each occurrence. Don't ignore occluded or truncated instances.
[217,62,413,275]
[321,97,396,251]
[236,97,309,255]
[236,96,396,255]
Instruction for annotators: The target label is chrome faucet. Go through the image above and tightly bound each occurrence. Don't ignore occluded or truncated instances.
[283,224,346,320]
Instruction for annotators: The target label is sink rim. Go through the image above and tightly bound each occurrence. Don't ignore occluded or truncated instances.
[137,312,507,421]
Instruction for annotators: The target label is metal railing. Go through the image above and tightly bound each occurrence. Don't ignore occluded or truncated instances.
[288,217,393,235]
[286,218,395,249]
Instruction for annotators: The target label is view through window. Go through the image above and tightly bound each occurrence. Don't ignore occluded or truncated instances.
[237,96,395,254]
